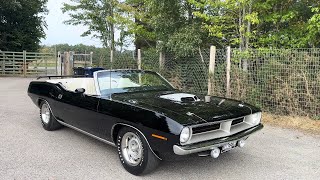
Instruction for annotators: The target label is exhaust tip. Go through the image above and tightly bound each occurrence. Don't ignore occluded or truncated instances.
[210,147,220,158]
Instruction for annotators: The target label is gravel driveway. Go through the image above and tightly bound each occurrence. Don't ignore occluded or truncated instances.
[0,77,319,179]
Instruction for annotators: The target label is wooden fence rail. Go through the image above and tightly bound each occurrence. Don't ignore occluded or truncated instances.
[0,50,56,77]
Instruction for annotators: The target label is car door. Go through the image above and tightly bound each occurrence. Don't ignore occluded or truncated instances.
[61,91,103,135]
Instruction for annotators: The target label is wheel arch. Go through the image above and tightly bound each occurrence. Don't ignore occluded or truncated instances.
[37,98,44,107]
[111,123,162,160]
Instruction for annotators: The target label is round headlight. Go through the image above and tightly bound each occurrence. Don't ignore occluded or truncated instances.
[245,112,261,125]
[180,127,191,143]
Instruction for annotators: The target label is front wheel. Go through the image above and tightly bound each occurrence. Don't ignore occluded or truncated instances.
[39,101,62,131]
[117,127,160,175]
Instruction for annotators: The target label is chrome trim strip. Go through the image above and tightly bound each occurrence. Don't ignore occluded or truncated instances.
[111,123,162,161]
[57,120,116,147]
[40,94,161,159]
[182,113,261,145]
[173,139,244,155]
[173,124,263,155]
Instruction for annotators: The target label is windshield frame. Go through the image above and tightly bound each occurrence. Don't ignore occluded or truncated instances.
[93,69,175,96]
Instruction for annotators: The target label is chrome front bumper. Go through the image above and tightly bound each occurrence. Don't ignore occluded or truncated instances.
[173,124,263,155]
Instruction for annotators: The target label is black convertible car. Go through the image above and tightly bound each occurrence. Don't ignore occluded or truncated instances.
[28,69,263,175]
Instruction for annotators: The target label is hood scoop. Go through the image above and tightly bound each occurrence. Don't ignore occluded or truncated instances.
[159,93,200,102]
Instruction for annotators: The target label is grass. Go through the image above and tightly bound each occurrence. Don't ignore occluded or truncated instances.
[262,112,320,135]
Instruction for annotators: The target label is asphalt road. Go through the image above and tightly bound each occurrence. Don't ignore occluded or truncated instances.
[0,77,319,179]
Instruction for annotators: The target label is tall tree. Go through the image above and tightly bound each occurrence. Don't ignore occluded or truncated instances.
[255,0,320,48]
[190,0,320,49]
[116,0,210,57]
[0,0,48,51]
[62,0,116,61]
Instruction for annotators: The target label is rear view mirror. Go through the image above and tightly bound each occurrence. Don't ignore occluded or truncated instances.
[75,88,85,94]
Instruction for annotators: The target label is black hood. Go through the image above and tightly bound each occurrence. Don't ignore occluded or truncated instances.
[111,90,260,125]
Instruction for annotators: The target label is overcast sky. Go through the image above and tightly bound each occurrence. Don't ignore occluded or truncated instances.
[41,0,103,47]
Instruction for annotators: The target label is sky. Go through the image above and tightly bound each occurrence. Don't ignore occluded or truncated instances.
[41,0,103,47]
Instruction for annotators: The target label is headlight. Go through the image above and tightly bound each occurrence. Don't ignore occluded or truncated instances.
[244,112,261,125]
[180,127,191,143]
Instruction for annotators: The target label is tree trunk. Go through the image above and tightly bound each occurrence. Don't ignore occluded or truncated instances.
[110,0,115,64]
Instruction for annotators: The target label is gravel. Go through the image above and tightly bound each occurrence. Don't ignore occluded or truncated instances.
[0,77,319,179]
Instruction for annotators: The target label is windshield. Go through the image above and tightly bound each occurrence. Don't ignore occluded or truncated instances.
[96,70,174,95]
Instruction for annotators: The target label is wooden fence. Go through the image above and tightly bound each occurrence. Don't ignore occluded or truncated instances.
[0,50,93,77]
[0,51,56,77]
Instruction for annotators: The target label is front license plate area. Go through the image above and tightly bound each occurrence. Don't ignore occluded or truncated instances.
[221,142,236,153]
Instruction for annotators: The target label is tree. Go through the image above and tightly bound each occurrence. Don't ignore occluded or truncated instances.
[115,0,211,57]
[190,0,320,49]
[189,0,320,70]
[62,0,117,62]
[0,0,48,51]
[307,7,320,47]
[254,0,320,48]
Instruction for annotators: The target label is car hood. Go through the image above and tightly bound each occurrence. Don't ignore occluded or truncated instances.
[111,91,260,125]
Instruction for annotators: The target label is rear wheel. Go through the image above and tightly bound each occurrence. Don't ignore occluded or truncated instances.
[39,101,62,131]
[117,127,160,175]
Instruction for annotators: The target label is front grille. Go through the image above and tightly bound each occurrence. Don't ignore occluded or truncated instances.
[231,117,244,125]
[192,123,220,134]
[182,114,259,145]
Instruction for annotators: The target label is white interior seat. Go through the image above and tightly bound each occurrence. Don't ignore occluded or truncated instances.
[46,78,97,95]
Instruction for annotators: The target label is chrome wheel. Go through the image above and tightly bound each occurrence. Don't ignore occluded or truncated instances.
[121,132,143,166]
[41,103,50,124]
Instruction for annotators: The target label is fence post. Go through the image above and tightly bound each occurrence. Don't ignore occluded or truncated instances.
[54,47,57,76]
[90,52,93,66]
[70,51,74,71]
[207,46,216,95]
[63,52,70,75]
[2,60,4,75]
[137,49,141,70]
[110,49,114,69]
[45,54,48,76]
[13,52,16,75]
[2,52,5,75]
[99,54,103,67]
[57,51,61,76]
[226,46,231,98]
[159,51,165,70]
[23,50,26,77]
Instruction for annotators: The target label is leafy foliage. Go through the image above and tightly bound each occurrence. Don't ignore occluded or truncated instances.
[0,0,48,51]
[62,0,117,49]
[116,0,211,57]
[190,0,320,48]
[62,0,320,56]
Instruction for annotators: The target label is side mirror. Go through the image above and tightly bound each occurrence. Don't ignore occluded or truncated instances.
[75,88,85,94]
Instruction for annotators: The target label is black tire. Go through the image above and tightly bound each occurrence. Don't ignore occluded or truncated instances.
[39,101,62,131]
[117,127,160,175]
